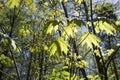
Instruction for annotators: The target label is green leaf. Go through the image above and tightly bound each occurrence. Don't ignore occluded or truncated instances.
[92,18,117,35]
[80,78,85,80]
[6,0,19,8]
[62,71,70,76]
[49,37,69,56]
[62,19,85,39]
[62,23,76,39]
[87,75,93,79]
[49,41,58,56]
[24,0,36,11]
[71,74,78,80]
[74,0,83,4]
[44,20,59,34]
[74,10,79,16]
[70,19,86,26]
[0,32,16,50]
[79,32,101,48]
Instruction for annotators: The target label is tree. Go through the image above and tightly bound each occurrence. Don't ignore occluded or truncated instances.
[0,0,120,80]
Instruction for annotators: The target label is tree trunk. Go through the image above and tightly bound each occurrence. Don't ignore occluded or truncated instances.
[39,50,44,80]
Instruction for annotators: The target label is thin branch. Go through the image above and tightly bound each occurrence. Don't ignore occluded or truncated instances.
[105,46,120,69]
[0,70,15,80]
[61,1,69,23]
[9,48,21,80]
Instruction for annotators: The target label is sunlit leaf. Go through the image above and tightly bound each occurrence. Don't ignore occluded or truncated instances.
[79,32,101,48]
[71,74,78,80]
[44,20,59,34]
[91,18,117,35]
[18,29,30,37]
[62,71,70,76]
[107,49,114,56]
[94,49,101,57]
[24,0,36,11]
[49,37,69,56]
[58,0,62,3]
[62,23,77,39]
[74,10,79,16]
[87,75,93,79]
[80,78,85,80]
[0,32,17,50]
[75,60,88,68]
[74,0,83,4]
[6,0,19,8]
[115,16,120,26]
[62,19,85,39]
[44,2,48,6]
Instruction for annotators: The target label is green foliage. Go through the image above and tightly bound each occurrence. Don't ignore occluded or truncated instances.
[94,2,116,19]
[24,0,36,11]
[6,0,19,8]
[79,32,101,48]
[115,16,120,26]
[0,32,17,50]
[74,0,83,4]
[88,18,117,34]
[49,37,69,56]
[45,67,78,80]
[6,0,36,11]
[0,0,119,80]
[44,20,60,34]
[0,54,13,68]
[18,28,30,37]
[86,75,101,80]
[75,60,88,68]
[62,19,85,39]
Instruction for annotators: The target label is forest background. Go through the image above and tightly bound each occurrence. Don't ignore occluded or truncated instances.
[0,0,120,80]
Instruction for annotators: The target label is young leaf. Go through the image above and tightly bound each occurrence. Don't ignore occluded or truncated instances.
[62,19,85,39]
[79,32,101,48]
[62,71,70,76]
[49,37,69,56]
[87,75,93,79]
[92,18,117,35]
[6,0,19,8]
[70,19,86,26]
[24,0,36,11]
[44,20,59,34]
[74,0,83,4]
[62,23,77,39]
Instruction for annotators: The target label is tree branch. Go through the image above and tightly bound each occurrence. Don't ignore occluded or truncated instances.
[105,46,120,69]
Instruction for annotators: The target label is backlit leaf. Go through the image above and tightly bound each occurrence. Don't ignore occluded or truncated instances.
[62,71,70,76]
[92,18,117,35]
[24,0,36,11]
[87,75,93,79]
[6,0,19,8]
[49,37,69,56]
[62,19,85,39]
[74,10,79,16]
[44,20,59,34]
[74,0,83,4]
[79,32,101,48]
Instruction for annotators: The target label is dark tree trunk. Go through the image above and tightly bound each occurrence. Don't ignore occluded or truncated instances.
[39,50,44,80]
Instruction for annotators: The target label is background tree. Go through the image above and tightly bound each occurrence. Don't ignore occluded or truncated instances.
[0,0,119,80]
